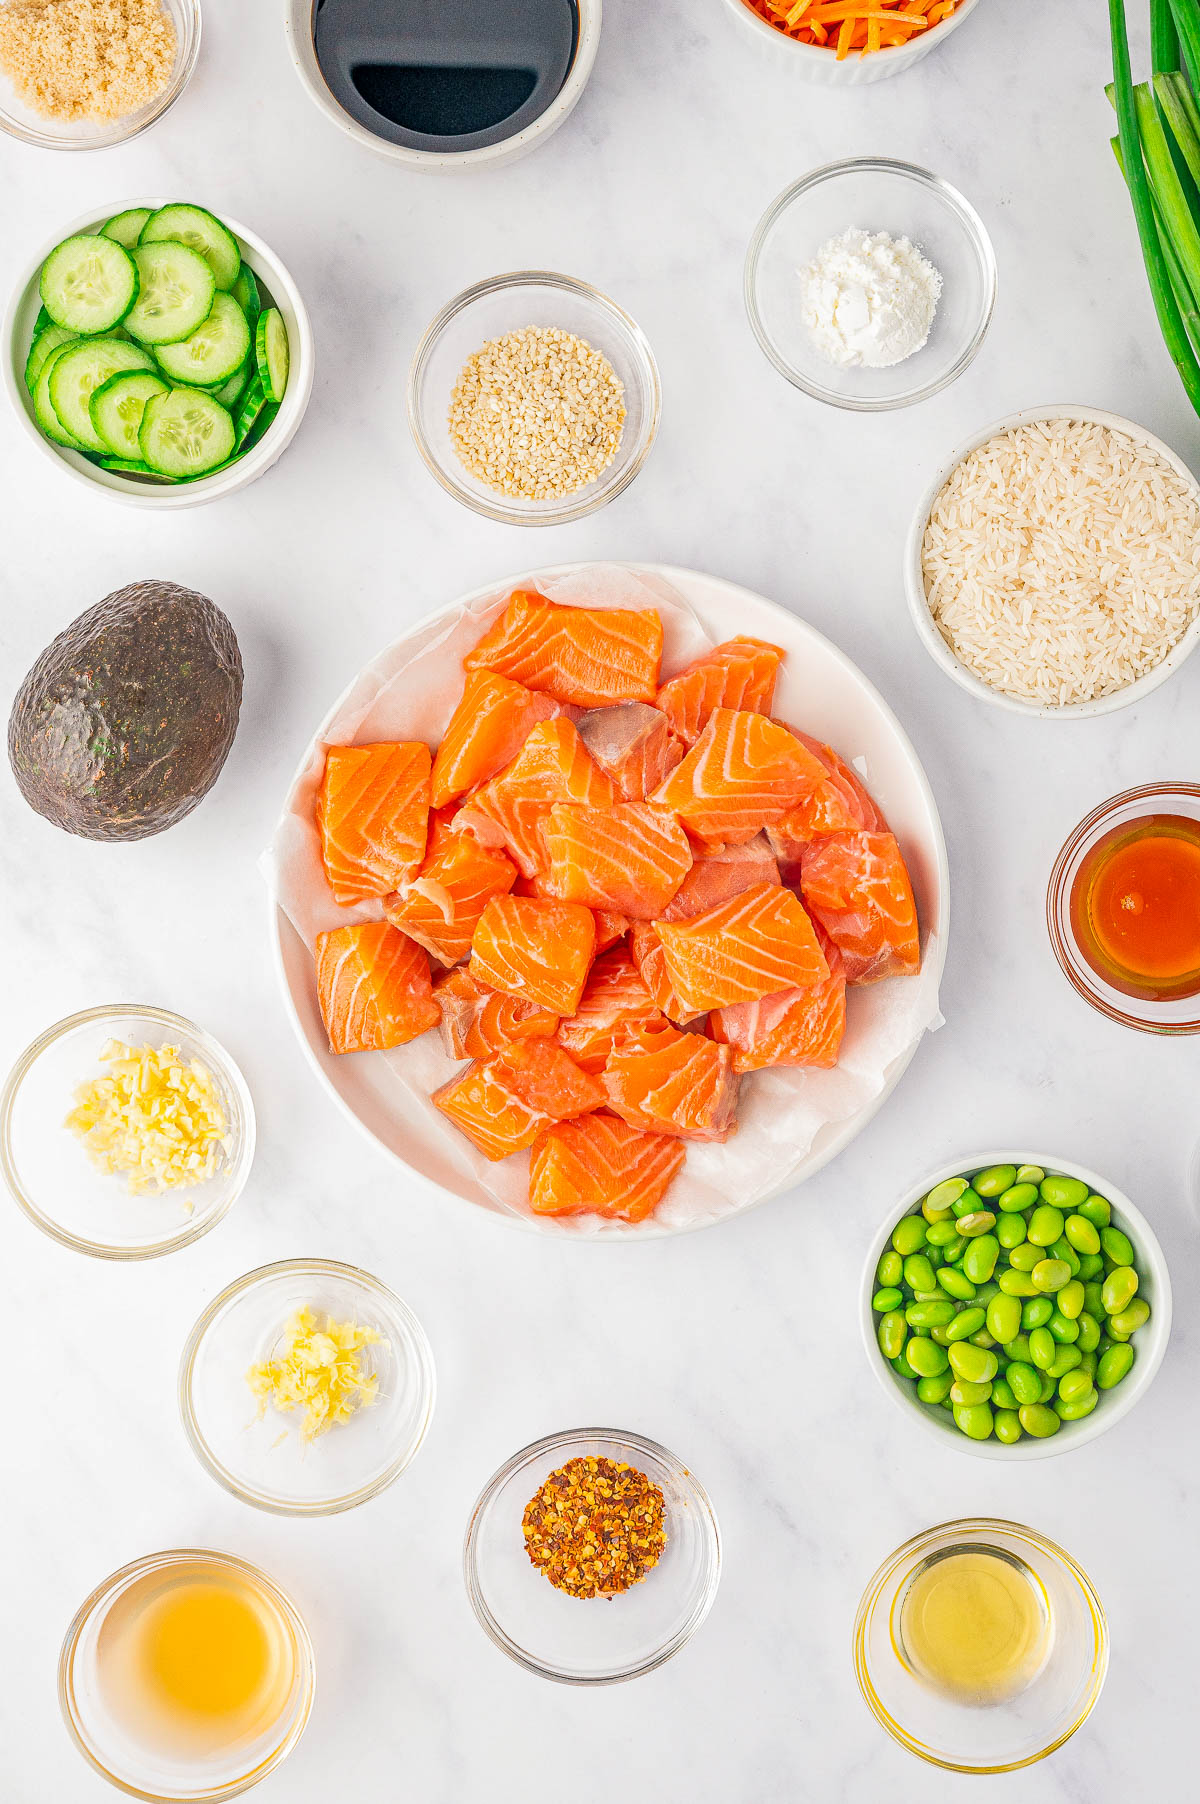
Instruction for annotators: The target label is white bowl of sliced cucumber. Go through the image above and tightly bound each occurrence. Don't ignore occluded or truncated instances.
[3,200,314,508]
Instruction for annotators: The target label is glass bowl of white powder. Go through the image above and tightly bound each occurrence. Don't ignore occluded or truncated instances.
[745,158,996,410]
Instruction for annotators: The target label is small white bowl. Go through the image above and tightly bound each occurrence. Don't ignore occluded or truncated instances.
[906,405,1200,716]
[860,1152,1173,1461]
[283,0,602,171]
[3,199,314,510]
[717,0,982,84]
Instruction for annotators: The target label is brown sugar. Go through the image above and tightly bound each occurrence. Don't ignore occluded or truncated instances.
[0,0,176,122]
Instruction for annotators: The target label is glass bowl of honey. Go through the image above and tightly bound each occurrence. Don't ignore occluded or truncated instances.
[59,1548,314,1800]
[853,1519,1108,1772]
[1048,783,1200,1033]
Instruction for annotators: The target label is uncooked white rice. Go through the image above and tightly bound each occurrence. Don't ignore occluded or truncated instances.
[921,418,1200,706]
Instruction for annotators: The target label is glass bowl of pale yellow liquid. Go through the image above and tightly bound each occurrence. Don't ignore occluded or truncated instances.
[853,1519,1108,1772]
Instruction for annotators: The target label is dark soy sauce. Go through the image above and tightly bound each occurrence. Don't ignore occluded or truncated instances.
[313,0,579,152]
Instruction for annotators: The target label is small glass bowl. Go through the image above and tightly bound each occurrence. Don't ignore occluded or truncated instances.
[59,1547,313,1802]
[1048,783,1200,1033]
[745,158,996,410]
[180,1259,436,1516]
[0,0,200,150]
[464,1427,720,1684]
[854,1518,1108,1772]
[407,271,662,525]
[0,1005,254,1260]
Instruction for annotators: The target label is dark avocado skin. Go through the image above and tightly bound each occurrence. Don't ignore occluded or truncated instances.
[7,580,244,842]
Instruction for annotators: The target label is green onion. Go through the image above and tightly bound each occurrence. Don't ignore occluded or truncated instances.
[1154,70,1200,186]
[1168,0,1200,93]
[1154,0,1180,70]
[1134,82,1200,297]
[1112,136,1200,353]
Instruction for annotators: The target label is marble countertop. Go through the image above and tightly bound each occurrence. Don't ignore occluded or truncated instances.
[2,2,1198,1799]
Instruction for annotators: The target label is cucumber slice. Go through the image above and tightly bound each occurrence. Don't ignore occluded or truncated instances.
[33,342,85,449]
[97,457,173,481]
[152,292,251,386]
[231,373,267,448]
[231,265,260,323]
[212,358,251,410]
[102,208,153,250]
[89,369,170,458]
[39,235,138,334]
[255,308,289,403]
[25,322,76,394]
[245,399,279,452]
[139,204,241,292]
[139,388,235,478]
[124,242,216,345]
[48,339,155,453]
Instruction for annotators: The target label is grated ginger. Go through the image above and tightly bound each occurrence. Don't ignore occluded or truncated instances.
[246,1309,386,1444]
[65,1039,230,1196]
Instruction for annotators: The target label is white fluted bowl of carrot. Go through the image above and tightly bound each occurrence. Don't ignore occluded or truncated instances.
[717,0,982,83]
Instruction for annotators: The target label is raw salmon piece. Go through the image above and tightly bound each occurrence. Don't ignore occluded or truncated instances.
[592,910,631,954]
[629,922,705,1026]
[655,638,784,746]
[432,1059,551,1161]
[766,729,886,880]
[556,946,664,1073]
[576,702,685,800]
[659,833,780,922]
[541,802,693,919]
[430,670,562,810]
[486,1040,605,1119]
[654,880,829,1014]
[603,1020,739,1143]
[454,718,616,879]
[465,590,664,707]
[318,742,431,905]
[385,832,516,965]
[433,966,558,1059]
[710,932,846,1072]
[469,893,597,1017]
[530,1111,685,1222]
[799,831,921,984]
[652,708,825,849]
[315,922,439,1054]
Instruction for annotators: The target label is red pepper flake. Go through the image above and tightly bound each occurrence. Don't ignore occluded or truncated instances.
[521,1454,667,1600]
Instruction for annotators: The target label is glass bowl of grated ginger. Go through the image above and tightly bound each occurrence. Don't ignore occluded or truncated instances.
[0,1003,254,1258]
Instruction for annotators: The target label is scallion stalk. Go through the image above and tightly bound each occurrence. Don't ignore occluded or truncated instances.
[1168,0,1200,97]
[1134,82,1200,297]
[1154,0,1181,71]
[1112,135,1200,354]
[1154,69,1200,185]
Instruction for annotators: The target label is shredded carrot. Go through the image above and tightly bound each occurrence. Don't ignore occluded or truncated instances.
[745,0,957,56]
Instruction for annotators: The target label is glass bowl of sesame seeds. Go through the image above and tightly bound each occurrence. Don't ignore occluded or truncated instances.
[408,271,662,526]
[463,1427,721,1684]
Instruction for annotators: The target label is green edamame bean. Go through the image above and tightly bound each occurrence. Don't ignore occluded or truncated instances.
[1039,1175,1089,1209]
[942,1238,966,1264]
[1022,1296,1054,1330]
[1038,1371,1058,1403]
[893,1350,918,1379]
[917,1370,954,1405]
[924,1177,967,1218]
[1006,1362,1042,1406]
[994,1408,1023,1444]
[936,1266,976,1302]
[1008,1242,1041,1272]
[878,1312,906,1359]
[996,1217,1028,1255]
[1057,1279,1085,1320]
[877,1249,903,1286]
[1002,1333,1031,1364]
[970,1330,996,1349]
[1076,1311,1100,1352]
[1064,1213,1101,1256]
[991,1376,1017,1410]
[1028,1326,1056,1370]
[1101,1225,1134,1266]
[1097,1343,1135,1389]
[953,1401,994,1441]
[1049,1237,1081,1275]
[1056,1388,1099,1422]
[1079,1350,1098,1378]
[911,1289,942,1303]
[892,1214,928,1256]
[1048,1311,1079,1344]
[1057,1369,1094,1406]
[906,1299,957,1329]
[1032,1259,1071,1293]
[872,1287,903,1312]
[998,1268,1038,1298]
[962,1234,999,1284]
[1046,1344,1082,1379]
[929,1325,952,1345]
[997,1182,1039,1213]
[905,1336,949,1378]
[1076,1252,1104,1281]
[1083,1280,1104,1317]
[1078,1193,1111,1228]
[974,1164,1017,1198]
[950,1378,992,1406]
[1019,1402,1062,1438]
[903,1253,936,1294]
[1016,1164,1045,1185]
[955,1211,997,1238]
[1102,1266,1138,1315]
[1110,1298,1150,1337]
[1027,1204,1064,1247]
[925,1218,959,1247]
[948,1341,997,1384]
[951,1186,984,1217]
[944,1306,986,1342]
[987,1294,1023,1343]
[974,1280,1001,1306]
[926,1246,944,1269]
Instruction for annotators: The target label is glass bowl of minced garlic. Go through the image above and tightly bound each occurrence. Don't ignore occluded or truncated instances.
[0,1003,255,1258]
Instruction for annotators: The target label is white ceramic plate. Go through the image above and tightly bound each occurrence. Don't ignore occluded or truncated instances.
[269,563,949,1237]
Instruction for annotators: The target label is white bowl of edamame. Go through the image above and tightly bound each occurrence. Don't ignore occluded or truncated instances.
[861,1153,1172,1460]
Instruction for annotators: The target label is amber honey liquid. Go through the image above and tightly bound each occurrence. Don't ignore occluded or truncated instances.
[896,1546,1052,1707]
[1070,812,1200,1000]
[96,1558,297,1761]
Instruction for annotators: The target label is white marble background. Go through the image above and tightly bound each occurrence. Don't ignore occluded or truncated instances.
[2,1,1199,1798]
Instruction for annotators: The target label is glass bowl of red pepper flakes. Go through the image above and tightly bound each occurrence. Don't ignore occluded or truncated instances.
[463,1427,721,1683]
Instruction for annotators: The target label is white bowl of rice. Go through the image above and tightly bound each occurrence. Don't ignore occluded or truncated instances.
[906,406,1200,716]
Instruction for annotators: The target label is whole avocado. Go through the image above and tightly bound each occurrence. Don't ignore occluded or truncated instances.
[7,580,243,842]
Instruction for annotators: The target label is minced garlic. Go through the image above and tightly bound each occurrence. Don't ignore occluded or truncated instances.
[0,0,176,124]
[65,1039,230,1195]
[246,1309,386,1444]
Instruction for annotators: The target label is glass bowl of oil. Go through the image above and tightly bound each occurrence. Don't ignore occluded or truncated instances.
[854,1519,1108,1772]
[179,1258,436,1516]
[59,1548,314,1800]
[1048,783,1200,1033]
